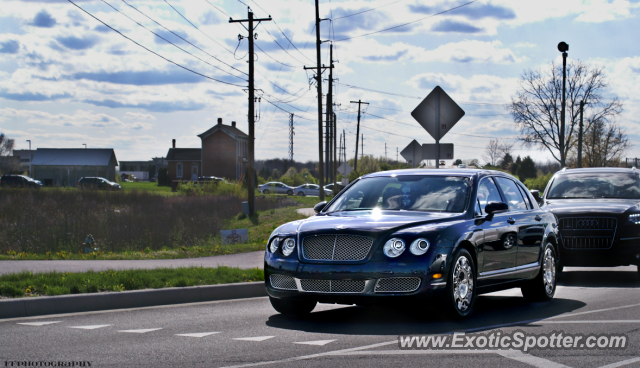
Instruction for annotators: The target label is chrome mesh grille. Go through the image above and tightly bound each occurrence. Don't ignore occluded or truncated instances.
[563,237,612,249]
[374,277,421,293]
[299,279,365,293]
[302,235,373,261]
[270,275,297,290]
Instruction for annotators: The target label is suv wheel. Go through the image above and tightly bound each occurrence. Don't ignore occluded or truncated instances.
[269,296,316,316]
[521,243,557,302]
[444,248,477,319]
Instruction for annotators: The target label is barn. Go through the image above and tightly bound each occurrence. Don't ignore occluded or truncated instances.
[31,148,118,187]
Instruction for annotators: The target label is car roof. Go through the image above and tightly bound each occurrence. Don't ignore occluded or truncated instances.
[553,167,638,175]
[362,168,520,181]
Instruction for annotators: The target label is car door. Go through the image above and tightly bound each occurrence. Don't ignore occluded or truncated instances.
[309,184,319,196]
[513,181,545,267]
[478,177,519,283]
[494,177,542,271]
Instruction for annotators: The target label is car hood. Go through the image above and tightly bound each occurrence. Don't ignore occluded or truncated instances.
[292,210,463,234]
[542,198,640,216]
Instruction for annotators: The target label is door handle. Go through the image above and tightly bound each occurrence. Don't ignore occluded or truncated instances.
[534,215,542,221]
[507,217,516,224]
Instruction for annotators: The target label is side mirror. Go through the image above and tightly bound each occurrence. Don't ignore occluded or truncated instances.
[313,201,328,214]
[485,201,508,215]
[530,190,544,205]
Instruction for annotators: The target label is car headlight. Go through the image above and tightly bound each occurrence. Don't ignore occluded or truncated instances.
[629,213,640,225]
[282,238,296,256]
[269,237,280,253]
[409,238,430,256]
[383,238,405,258]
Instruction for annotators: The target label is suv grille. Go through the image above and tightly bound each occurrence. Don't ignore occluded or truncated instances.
[563,237,612,249]
[559,217,617,250]
[299,279,366,293]
[374,277,421,293]
[560,218,616,230]
[302,235,374,261]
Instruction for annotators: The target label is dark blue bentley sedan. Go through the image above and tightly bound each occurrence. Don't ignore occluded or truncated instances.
[265,169,560,318]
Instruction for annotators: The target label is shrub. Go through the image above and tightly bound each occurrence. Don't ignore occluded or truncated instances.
[524,172,553,191]
[157,168,171,186]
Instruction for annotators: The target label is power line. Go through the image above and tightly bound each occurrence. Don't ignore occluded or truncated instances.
[121,0,247,77]
[335,0,478,42]
[254,43,299,68]
[332,0,404,21]
[164,0,235,55]
[67,0,244,87]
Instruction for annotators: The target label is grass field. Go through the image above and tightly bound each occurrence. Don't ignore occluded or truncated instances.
[0,267,264,298]
[119,181,176,195]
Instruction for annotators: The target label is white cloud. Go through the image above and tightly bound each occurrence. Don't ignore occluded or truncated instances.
[124,112,156,120]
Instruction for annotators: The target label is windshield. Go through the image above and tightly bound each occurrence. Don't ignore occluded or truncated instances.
[326,176,471,213]
[547,173,640,199]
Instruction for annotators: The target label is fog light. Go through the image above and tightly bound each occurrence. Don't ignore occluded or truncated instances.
[410,238,430,256]
[433,273,442,279]
[383,238,405,258]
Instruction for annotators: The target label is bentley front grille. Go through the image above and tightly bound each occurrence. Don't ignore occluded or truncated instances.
[270,275,297,290]
[374,277,421,293]
[302,235,374,261]
[299,279,366,293]
[563,237,612,249]
[560,218,617,230]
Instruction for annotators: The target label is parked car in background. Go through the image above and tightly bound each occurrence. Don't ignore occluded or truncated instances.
[265,169,559,318]
[78,177,121,191]
[294,183,332,197]
[198,176,226,183]
[0,174,42,188]
[535,167,640,277]
[258,182,294,195]
[324,182,346,194]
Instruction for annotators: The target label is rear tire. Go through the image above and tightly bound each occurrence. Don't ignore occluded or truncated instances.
[444,248,477,319]
[522,243,557,302]
[269,296,316,316]
[298,192,305,196]
[263,189,269,195]
[287,190,293,196]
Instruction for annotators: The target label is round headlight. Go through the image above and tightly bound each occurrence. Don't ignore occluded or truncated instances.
[383,238,405,258]
[410,238,430,256]
[269,237,280,253]
[282,238,296,256]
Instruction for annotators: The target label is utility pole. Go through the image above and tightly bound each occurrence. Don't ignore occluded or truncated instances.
[396,147,398,164]
[26,140,32,178]
[230,9,272,216]
[361,134,364,159]
[302,0,332,202]
[578,100,585,168]
[558,42,569,168]
[325,44,334,186]
[385,143,387,161]
[350,99,368,172]
[288,113,294,164]
[333,111,337,193]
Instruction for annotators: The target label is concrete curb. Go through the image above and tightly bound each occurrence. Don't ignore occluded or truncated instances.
[0,281,267,319]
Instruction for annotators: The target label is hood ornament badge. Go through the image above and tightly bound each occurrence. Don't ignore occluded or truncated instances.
[335,224,347,230]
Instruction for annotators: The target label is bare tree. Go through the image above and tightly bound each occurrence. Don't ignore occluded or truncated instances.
[482,139,501,166]
[498,140,514,158]
[582,120,630,167]
[0,133,15,156]
[508,60,624,166]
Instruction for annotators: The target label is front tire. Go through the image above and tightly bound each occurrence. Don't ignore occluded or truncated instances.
[298,192,305,196]
[287,190,293,196]
[269,296,316,316]
[521,243,557,302]
[444,248,477,319]
[263,189,269,195]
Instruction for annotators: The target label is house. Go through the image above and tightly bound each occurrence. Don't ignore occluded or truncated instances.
[118,160,153,181]
[198,118,248,182]
[165,139,201,181]
[31,148,118,186]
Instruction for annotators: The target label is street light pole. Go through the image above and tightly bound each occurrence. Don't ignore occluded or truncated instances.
[83,143,87,149]
[26,140,31,177]
[558,41,569,168]
[578,100,586,168]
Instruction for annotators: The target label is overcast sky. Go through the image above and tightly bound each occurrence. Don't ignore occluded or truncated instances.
[1,0,639,164]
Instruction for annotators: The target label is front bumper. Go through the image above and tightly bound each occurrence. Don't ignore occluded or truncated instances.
[559,237,640,267]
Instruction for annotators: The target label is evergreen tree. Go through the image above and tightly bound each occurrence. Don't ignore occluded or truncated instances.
[517,156,538,182]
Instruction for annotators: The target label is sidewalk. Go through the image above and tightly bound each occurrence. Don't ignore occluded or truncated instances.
[0,251,264,275]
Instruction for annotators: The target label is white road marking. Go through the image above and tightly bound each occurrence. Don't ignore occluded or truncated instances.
[497,349,572,368]
[598,357,640,368]
[547,302,640,320]
[233,336,275,342]
[118,328,162,333]
[17,321,61,326]
[293,340,336,346]
[175,332,221,338]
[68,325,111,330]
[540,320,640,324]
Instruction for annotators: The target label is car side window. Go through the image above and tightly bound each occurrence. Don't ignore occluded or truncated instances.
[495,177,528,211]
[516,183,534,209]
[476,178,502,215]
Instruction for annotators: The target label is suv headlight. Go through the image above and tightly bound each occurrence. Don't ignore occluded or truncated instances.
[269,237,280,253]
[629,213,640,225]
[281,238,296,256]
[409,238,430,256]
[383,238,405,258]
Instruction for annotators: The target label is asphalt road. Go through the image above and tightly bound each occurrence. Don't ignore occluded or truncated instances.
[0,251,265,275]
[1,267,639,368]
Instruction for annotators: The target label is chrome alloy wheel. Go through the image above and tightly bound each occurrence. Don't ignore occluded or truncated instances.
[543,247,556,295]
[503,234,516,249]
[453,256,474,312]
